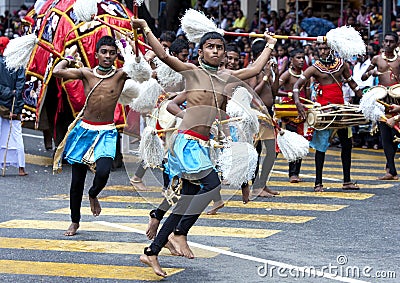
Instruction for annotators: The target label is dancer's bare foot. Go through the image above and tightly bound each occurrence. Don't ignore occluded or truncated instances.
[164,241,180,256]
[146,217,160,240]
[206,200,225,215]
[18,167,28,176]
[241,184,250,204]
[64,222,79,236]
[251,188,274,198]
[263,187,279,195]
[130,177,150,191]
[140,254,167,277]
[168,233,194,259]
[89,196,101,216]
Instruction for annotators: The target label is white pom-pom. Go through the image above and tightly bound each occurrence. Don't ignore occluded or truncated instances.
[74,0,98,22]
[129,78,163,113]
[119,79,141,105]
[135,0,144,6]
[153,57,183,88]
[277,129,309,162]
[218,142,258,188]
[181,8,223,43]
[117,39,152,82]
[359,87,386,122]
[123,55,152,83]
[4,34,38,70]
[226,86,253,117]
[326,26,366,60]
[138,126,164,168]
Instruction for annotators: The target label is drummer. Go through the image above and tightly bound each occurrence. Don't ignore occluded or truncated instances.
[278,48,310,183]
[293,41,362,192]
[361,32,400,180]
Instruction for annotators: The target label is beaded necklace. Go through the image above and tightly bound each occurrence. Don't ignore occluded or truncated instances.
[93,66,116,79]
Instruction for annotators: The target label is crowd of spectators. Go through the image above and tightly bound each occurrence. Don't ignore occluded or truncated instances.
[1,0,398,150]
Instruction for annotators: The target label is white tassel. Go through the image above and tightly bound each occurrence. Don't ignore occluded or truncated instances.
[138,126,164,168]
[135,0,144,6]
[180,8,224,43]
[226,86,253,117]
[129,78,163,113]
[118,79,141,105]
[74,0,98,22]
[4,34,38,70]
[226,87,259,143]
[123,55,152,83]
[277,129,309,162]
[117,39,152,83]
[359,88,386,122]
[218,142,258,188]
[326,26,366,60]
[153,57,183,88]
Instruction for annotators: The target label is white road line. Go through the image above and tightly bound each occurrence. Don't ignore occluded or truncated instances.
[22,133,42,139]
[94,221,368,283]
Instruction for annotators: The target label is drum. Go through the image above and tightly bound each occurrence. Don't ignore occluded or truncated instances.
[274,103,314,124]
[388,84,400,105]
[307,104,369,130]
[365,85,387,101]
[274,104,314,118]
[157,100,176,129]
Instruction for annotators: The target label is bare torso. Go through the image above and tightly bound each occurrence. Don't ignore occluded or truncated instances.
[373,55,400,86]
[81,68,127,122]
[178,69,229,137]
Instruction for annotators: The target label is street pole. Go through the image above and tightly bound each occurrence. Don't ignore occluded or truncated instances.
[382,0,391,37]
[296,0,299,35]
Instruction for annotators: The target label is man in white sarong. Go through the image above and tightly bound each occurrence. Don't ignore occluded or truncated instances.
[0,36,27,176]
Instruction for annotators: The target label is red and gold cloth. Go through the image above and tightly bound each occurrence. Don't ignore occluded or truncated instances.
[24,0,140,132]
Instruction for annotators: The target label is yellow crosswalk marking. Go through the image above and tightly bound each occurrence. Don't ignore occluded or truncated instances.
[25,154,53,166]
[48,207,315,224]
[0,237,224,258]
[0,220,279,238]
[273,164,384,173]
[104,186,373,200]
[274,159,385,167]
[0,260,183,280]
[267,181,392,189]
[43,194,347,211]
[224,201,346,211]
[272,171,384,181]
[276,191,373,200]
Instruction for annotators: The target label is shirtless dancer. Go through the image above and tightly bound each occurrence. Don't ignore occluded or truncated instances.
[278,48,309,183]
[245,39,280,198]
[131,17,276,277]
[53,36,128,236]
[361,32,400,180]
[293,41,362,192]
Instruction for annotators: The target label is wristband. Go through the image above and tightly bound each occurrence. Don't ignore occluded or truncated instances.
[143,26,151,36]
[395,115,400,122]
[265,43,275,50]
[288,92,293,97]
[293,88,299,93]
[354,86,360,91]
[300,74,306,80]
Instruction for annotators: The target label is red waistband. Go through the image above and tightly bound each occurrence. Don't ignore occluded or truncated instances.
[179,129,209,141]
[82,119,114,125]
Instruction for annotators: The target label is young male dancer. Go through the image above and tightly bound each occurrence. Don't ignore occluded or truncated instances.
[131,17,276,277]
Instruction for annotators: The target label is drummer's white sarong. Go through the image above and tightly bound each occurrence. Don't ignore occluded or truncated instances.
[0,117,25,168]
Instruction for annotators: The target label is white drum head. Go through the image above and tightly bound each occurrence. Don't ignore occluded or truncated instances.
[158,100,176,129]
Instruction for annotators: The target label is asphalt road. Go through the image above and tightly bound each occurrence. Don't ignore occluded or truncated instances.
[0,128,399,282]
